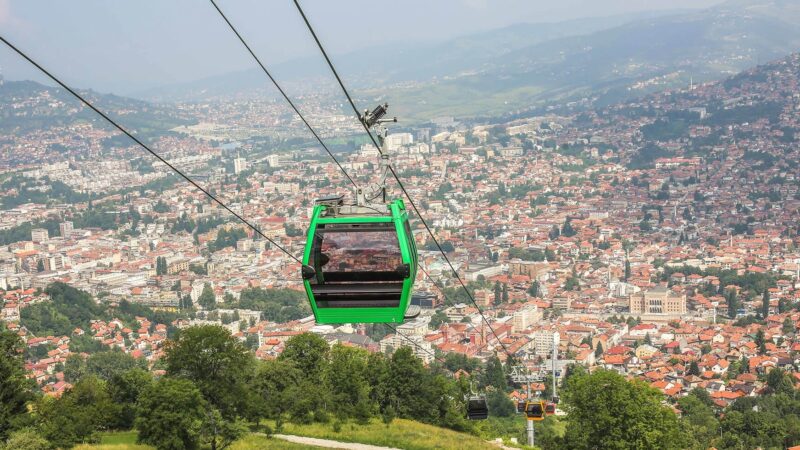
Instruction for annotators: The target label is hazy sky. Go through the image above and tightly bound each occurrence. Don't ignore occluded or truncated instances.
[0,0,727,95]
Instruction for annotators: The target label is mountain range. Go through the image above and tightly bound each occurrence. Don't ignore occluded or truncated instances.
[134,0,800,123]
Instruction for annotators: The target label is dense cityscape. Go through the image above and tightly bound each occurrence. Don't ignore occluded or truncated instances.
[3,36,800,450]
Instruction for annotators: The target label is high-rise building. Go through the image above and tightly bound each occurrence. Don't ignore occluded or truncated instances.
[233,154,247,174]
[31,228,49,243]
[512,304,540,332]
[60,221,74,238]
[385,133,414,151]
[534,330,560,356]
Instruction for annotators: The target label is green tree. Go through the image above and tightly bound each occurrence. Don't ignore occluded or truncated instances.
[37,376,120,449]
[107,368,154,429]
[429,310,450,329]
[725,289,739,319]
[783,316,795,335]
[1,428,50,450]
[562,218,576,237]
[64,354,87,383]
[85,350,145,381]
[676,390,718,449]
[754,329,767,355]
[199,409,246,450]
[383,348,466,430]
[250,359,303,422]
[761,290,770,318]
[481,355,506,390]
[0,331,33,441]
[564,275,580,291]
[326,344,374,421]
[485,390,515,417]
[527,280,540,297]
[197,283,216,310]
[493,282,502,305]
[765,368,795,395]
[594,341,604,358]
[549,225,560,240]
[688,360,700,376]
[136,378,206,450]
[561,369,686,449]
[279,333,330,383]
[164,325,255,419]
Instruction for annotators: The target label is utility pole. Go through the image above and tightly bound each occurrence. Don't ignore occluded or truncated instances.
[525,366,535,447]
[527,418,535,447]
[552,331,558,401]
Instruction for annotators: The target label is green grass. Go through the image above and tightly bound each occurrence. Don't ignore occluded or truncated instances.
[99,431,139,445]
[273,418,498,450]
[74,431,323,450]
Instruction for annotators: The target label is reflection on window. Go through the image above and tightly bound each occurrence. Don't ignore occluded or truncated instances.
[313,228,401,274]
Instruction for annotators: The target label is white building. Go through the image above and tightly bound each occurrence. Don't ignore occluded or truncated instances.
[512,304,540,333]
[380,333,433,364]
[59,221,74,238]
[233,155,247,174]
[534,330,560,357]
[31,228,49,243]
[385,133,414,151]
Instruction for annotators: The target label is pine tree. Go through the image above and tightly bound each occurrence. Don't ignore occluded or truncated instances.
[624,259,631,281]
[755,329,767,355]
[783,316,795,335]
[562,217,576,237]
[198,283,216,310]
[527,281,540,297]
[761,290,770,319]
[726,289,739,319]
[549,225,560,240]
[493,282,502,305]
[688,360,700,376]
[594,341,604,358]
[501,284,509,303]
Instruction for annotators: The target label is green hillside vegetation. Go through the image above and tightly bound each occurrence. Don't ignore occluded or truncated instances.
[0,81,196,138]
[226,287,309,323]
[72,431,322,450]
[19,283,182,338]
[5,284,800,449]
[273,418,498,450]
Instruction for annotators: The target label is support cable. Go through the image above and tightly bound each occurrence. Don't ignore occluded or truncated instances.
[210,0,357,190]
[291,0,513,358]
[0,35,303,266]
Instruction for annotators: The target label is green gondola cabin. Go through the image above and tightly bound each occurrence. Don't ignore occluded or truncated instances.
[302,196,418,324]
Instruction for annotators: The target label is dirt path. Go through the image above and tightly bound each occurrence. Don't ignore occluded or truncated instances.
[272,434,403,450]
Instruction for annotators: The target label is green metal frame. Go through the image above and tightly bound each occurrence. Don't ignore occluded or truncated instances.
[302,199,418,324]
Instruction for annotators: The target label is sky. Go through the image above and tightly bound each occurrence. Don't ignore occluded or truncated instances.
[0,0,727,95]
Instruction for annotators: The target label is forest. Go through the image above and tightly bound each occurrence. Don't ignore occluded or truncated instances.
[3,321,800,449]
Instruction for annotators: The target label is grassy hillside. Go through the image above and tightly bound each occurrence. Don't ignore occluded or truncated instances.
[73,419,503,450]
[74,431,324,450]
[273,418,499,450]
